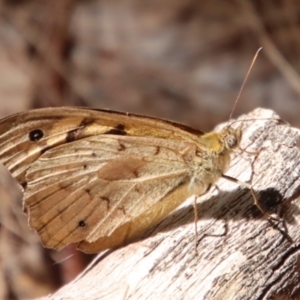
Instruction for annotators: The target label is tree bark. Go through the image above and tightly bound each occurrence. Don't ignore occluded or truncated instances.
[40,108,300,300]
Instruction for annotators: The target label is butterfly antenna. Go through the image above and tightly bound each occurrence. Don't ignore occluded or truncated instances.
[229,47,263,122]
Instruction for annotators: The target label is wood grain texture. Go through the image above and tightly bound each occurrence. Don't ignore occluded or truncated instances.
[38,108,300,300]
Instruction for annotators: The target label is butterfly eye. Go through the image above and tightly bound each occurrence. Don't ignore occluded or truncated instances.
[29,129,44,141]
[226,135,237,149]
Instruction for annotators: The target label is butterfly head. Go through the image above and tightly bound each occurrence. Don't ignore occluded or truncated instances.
[221,125,242,152]
[200,125,242,155]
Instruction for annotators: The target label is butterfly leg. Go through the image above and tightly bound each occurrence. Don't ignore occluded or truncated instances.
[221,174,280,221]
[193,195,198,254]
[193,184,212,254]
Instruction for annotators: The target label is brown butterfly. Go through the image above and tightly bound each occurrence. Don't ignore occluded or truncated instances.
[0,107,246,253]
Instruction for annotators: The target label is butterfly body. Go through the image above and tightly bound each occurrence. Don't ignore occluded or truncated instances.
[0,107,241,253]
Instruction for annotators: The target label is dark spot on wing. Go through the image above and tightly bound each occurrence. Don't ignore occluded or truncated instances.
[80,118,95,127]
[29,129,44,141]
[91,152,96,157]
[21,181,28,189]
[66,129,78,143]
[105,124,126,135]
[66,118,95,143]
[105,128,127,135]
[154,146,160,155]
[100,196,110,210]
[78,220,86,227]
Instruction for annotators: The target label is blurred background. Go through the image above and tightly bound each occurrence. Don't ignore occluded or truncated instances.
[0,0,300,299]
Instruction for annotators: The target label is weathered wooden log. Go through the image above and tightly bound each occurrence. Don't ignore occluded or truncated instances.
[39,108,300,300]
